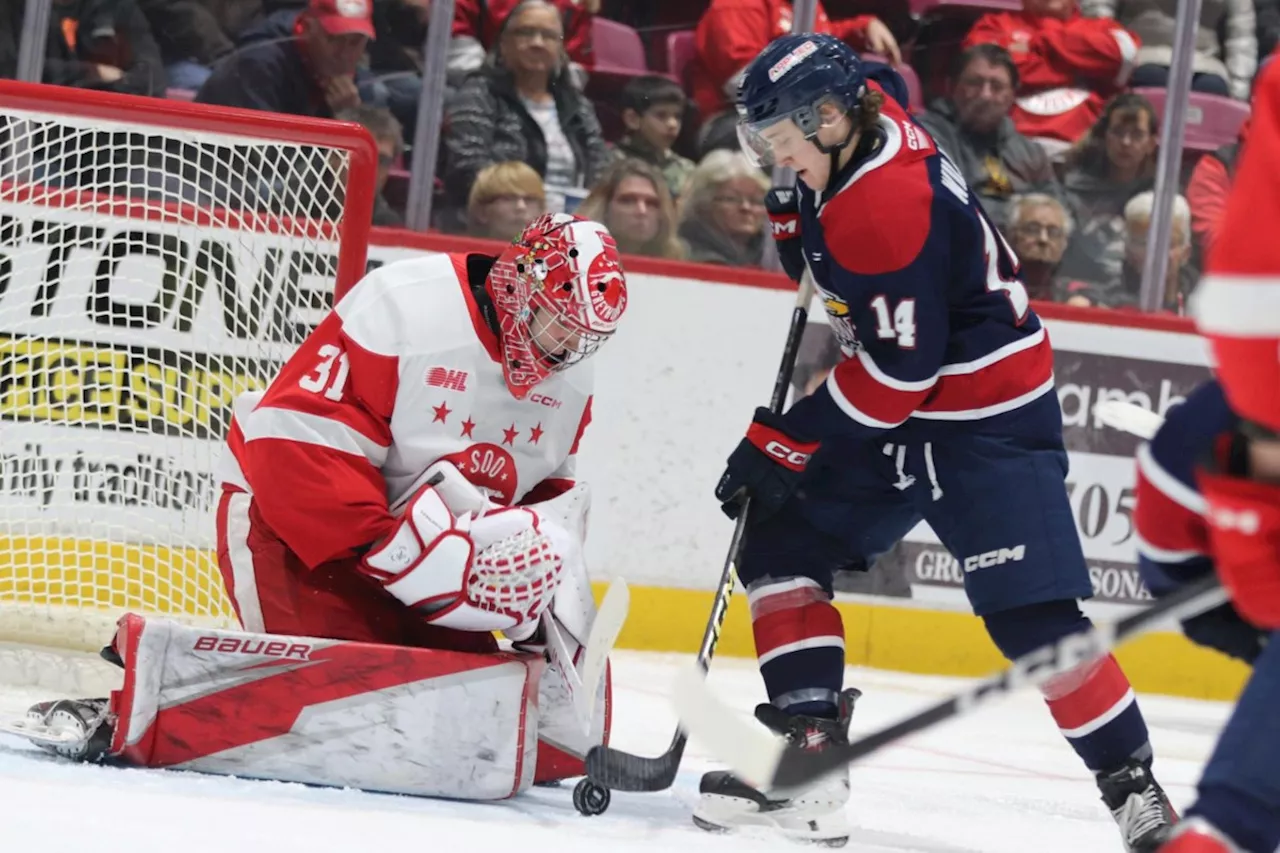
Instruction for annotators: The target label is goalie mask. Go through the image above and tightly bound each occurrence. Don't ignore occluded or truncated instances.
[488,213,628,399]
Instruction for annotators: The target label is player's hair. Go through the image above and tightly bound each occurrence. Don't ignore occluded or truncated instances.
[577,158,685,260]
[619,75,688,116]
[950,44,1020,90]
[1124,191,1191,247]
[1007,193,1074,239]
[335,105,404,158]
[680,149,769,222]
[853,88,885,134]
[1063,92,1159,178]
[466,161,547,234]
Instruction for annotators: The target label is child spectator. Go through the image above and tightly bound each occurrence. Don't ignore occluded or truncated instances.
[1057,92,1158,287]
[577,159,684,259]
[611,75,695,201]
[689,0,901,155]
[678,149,769,267]
[466,161,548,241]
[1082,0,1255,99]
[964,0,1139,151]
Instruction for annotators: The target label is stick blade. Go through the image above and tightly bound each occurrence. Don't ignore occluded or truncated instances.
[1094,400,1164,440]
[584,743,682,791]
[670,664,787,790]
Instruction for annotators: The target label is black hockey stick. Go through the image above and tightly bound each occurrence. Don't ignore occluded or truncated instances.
[672,573,1228,792]
[583,270,818,792]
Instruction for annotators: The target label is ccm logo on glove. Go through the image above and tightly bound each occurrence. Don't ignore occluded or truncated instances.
[763,439,812,469]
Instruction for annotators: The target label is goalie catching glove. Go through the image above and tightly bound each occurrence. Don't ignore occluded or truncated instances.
[361,474,567,635]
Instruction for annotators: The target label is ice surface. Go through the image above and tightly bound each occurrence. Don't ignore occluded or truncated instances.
[0,651,1231,853]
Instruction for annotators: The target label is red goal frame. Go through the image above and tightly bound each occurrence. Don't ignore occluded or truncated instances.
[0,79,379,301]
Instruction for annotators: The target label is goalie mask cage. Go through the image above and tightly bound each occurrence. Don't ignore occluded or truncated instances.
[0,80,377,657]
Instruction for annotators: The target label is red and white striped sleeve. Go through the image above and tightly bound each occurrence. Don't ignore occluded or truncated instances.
[230,294,400,570]
[1194,55,1280,433]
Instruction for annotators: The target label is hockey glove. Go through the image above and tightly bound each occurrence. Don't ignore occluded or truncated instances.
[766,188,806,284]
[715,406,819,521]
[1198,427,1280,629]
[1181,601,1267,664]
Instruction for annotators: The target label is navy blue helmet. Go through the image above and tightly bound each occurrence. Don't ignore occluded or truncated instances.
[735,33,867,167]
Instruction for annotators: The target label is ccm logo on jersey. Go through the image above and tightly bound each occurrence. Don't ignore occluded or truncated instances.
[193,636,313,660]
[764,440,812,469]
[963,545,1026,573]
[1208,506,1260,535]
[426,367,469,392]
[529,393,562,409]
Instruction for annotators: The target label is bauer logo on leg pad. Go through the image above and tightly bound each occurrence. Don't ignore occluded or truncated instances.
[192,636,313,660]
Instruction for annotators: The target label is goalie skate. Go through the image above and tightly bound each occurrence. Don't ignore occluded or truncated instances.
[692,688,861,848]
[3,699,114,762]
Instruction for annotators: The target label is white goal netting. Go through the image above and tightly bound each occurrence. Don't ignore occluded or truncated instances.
[0,83,374,657]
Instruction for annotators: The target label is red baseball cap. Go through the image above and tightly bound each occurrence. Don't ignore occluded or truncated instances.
[307,0,375,38]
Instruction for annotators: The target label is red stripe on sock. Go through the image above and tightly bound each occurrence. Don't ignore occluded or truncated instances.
[1044,654,1134,735]
[752,599,845,662]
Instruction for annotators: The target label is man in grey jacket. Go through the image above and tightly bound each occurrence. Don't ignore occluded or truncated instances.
[916,44,1062,231]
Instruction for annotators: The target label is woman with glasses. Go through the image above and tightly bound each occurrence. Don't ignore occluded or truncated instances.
[677,150,770,267]
[443,0,609,227]
[1058,92,1160,290]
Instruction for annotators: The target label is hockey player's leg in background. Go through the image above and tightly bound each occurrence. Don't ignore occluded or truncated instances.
[693,435,922,844]
[914,392,1175,852]
[1153,630,1280,853]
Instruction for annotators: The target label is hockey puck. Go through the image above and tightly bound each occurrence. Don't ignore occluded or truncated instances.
[572,778,610,816]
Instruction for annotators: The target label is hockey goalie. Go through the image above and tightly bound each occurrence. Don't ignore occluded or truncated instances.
[14,213,629,801]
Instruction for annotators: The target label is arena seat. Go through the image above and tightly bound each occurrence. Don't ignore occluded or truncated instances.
[1132,88,1249,152]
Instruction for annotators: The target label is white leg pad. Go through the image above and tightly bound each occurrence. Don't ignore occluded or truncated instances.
[107,614,542,800]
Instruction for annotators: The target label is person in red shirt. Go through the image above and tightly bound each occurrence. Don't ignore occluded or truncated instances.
[689,0,901,154]
[449,0,595,80]
[964,0,1138,150]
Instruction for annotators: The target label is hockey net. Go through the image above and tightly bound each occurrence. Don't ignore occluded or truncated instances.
[0,81,376,674]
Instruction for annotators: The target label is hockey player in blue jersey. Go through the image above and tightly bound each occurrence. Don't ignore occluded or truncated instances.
[1136,384,1280,853]
[697,33,1177,850]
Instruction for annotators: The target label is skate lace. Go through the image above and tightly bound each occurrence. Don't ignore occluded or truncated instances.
[1118,786,1168,843]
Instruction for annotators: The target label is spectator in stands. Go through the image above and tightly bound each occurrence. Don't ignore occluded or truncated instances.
[443,0,609,222]
[964,0,1139,153]
[1057,92,1157,287]
[611,75,695,201]
[448,0,595,85]
[363,0,434,140]
[1,0,166,95]
[1082,0,1255,99]
[578,159,684,259]
[336,105,404,227]
[917,44,1061,229]
[136,0,263,91]
[1186,121,1247,256]
[689,0,902,155]
[678,150,768,267]
[465,161,548,241]
[196,0,371,117]
[1260,1,1280,58]
[1069,190,1196,310]
[1006,194,1086,303]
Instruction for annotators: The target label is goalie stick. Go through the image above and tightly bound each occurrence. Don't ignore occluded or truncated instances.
[672,572,1228,792]
[582,269,818,792]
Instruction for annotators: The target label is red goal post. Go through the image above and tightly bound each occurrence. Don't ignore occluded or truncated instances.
[0,80,378,662]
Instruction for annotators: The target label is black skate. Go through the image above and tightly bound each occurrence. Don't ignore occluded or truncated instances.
[1097,759,1178,852]
[21,698,115,763]
[693,688,862,848]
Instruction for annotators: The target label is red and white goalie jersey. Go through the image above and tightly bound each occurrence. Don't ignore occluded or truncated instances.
[219,250,594,571]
